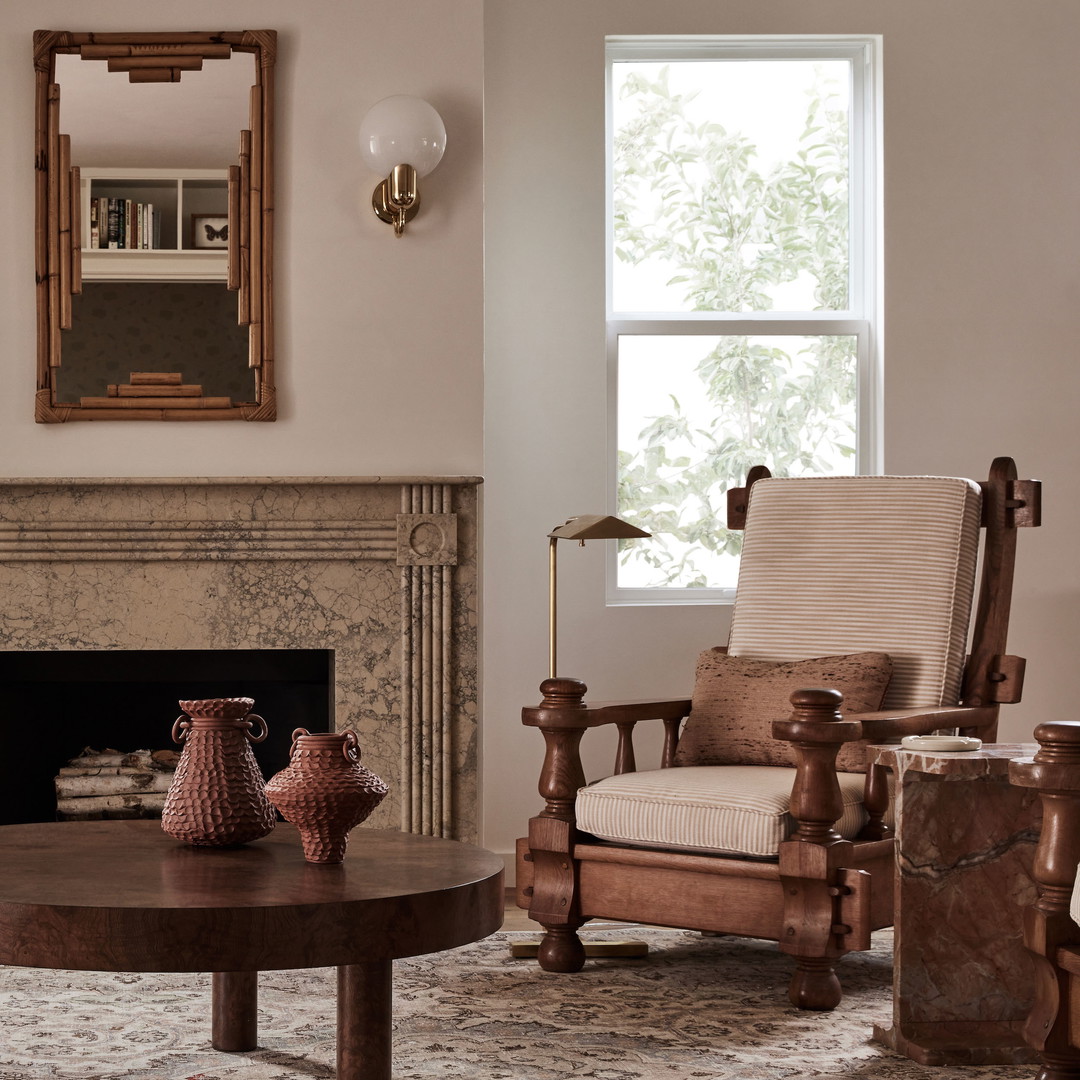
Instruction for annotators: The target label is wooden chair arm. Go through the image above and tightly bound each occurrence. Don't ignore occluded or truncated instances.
[522,696,693,730]
[523,679,693,822]
[773,699,998,842]
[769,703,998,750]
[853,705,999,742]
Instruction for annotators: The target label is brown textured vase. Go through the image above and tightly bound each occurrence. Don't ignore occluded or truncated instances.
[160,697,276,847]
[265,728,388,863]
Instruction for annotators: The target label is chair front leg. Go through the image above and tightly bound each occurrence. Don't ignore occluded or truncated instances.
[527,814,588,972]
[774,688,862,1011]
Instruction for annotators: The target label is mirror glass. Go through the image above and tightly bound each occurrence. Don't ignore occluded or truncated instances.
[34,31,276,422]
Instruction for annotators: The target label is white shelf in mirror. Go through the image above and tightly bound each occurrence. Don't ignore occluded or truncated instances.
[79,166,228,283]
[80,249,226,283]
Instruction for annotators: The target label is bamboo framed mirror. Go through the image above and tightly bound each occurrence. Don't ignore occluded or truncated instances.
[34,30,276,422]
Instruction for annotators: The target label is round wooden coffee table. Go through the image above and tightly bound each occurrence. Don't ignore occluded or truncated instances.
[0,820,503,1079]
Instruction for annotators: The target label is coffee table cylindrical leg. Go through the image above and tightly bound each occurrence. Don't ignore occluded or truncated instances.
[337,960,392,1080]
[212,970,259,1051]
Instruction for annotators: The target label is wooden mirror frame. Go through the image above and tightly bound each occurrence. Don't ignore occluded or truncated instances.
[33,30,276,422]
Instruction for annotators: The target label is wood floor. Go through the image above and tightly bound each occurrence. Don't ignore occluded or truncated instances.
[502,889,542,931]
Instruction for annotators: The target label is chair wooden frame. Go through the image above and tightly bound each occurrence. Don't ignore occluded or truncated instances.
[517,457,1040,1010]
[1010,721,1080,1080]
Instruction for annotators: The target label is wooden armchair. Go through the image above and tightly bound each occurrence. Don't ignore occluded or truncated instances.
[1010,722,1080,1080]
[517,458,1041,1010]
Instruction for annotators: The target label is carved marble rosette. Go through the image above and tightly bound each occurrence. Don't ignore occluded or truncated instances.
[161,697,276,847]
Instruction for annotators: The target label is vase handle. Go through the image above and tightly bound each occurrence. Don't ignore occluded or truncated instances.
[290,727,310,756]
[171,716,191,744]
[246,713,269,744]
[342,729,360,762]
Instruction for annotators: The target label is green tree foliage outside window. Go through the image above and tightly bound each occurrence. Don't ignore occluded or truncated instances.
[613,62,858,589]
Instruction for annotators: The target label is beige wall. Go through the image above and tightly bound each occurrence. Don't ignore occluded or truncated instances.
[1,0,484,476]
[3,3,1077,870]
[483,0,1080,864]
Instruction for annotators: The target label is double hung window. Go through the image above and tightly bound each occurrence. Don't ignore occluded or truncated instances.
[608,36,881,602]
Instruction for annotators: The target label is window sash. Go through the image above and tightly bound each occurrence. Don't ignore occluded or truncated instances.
[606,35,882,605]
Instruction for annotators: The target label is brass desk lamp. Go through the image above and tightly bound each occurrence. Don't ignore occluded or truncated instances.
[546,514,650,679]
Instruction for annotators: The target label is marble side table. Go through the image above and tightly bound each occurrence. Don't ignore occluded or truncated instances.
[870,743,1041,1066]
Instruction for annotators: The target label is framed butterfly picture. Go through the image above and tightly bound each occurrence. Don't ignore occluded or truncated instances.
[192,214,229,249]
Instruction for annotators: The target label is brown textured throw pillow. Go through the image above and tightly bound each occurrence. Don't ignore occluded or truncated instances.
[674,650,893,773]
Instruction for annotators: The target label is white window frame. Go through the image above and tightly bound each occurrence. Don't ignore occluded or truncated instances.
[606,34,883,605]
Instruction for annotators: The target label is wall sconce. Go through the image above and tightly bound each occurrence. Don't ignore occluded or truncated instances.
[547,515,650,679]
[358,95,446,238]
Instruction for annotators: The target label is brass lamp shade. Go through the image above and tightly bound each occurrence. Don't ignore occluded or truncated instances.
[547,514,650,678]
[548,515,651,543]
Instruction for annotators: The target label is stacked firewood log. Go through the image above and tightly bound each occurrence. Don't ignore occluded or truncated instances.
[54,747,180,820]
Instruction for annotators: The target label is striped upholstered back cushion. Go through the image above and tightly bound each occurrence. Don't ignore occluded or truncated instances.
[727,476,982,709]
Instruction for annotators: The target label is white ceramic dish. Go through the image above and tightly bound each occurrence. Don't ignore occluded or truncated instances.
[900,734,982,753]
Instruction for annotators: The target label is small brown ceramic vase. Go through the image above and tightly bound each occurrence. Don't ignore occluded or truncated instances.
[160,697,276,847]
[265,728,388,863]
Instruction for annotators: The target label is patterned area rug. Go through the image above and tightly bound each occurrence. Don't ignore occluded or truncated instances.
[0,929,1032,1080]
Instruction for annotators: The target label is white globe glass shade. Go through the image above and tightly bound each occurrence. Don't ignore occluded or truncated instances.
[358,95,447,178]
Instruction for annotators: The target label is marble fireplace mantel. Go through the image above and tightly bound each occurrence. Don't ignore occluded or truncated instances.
[0,476,480,841]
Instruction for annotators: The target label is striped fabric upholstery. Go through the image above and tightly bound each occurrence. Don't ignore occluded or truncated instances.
[728,476,982,709]
[576,766,879,858]
[573,475,978,860]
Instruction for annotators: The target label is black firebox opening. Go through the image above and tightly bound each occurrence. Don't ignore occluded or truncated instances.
[0,649,334,825]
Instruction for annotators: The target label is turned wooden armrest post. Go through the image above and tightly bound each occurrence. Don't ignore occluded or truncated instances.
[773,688,863,1011]
[774,688,862,845]
[524,677,590,972]
[1010,721,1080,1076]
[531,677,589,821]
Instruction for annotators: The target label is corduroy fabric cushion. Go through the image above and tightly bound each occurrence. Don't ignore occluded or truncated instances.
[576,765,877,859]
[674,650,892,773]
[727,475,982,710]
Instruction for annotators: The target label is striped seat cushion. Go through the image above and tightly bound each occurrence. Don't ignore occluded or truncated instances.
[728,475,982,709]
[576,766,877,859]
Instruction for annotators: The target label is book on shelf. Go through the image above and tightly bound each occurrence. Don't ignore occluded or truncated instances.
[94,196,161,250]
[107,197,119,249]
